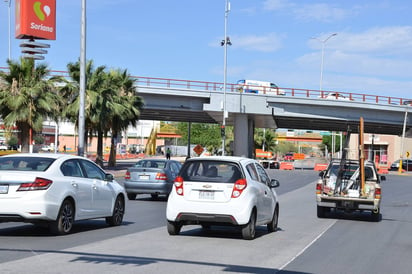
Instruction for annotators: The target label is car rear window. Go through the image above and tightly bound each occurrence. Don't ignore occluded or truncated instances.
[135,160,165,168]
[181,160,243,183]
[0,157,55,171]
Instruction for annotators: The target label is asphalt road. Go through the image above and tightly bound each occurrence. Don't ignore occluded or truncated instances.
[0,170,411,274]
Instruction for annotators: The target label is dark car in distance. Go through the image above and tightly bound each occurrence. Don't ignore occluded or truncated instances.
[389,159,412,171]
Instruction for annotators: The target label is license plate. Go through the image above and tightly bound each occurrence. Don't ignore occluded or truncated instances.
[139,175,150,180]
[0,185,9,194]
[199,190,214,200]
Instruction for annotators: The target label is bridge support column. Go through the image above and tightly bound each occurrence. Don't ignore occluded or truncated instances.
[233,114,255,158]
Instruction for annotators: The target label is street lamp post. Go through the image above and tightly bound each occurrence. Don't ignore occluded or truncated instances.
[78,0,86,156]
[313,33,337,92]
[221,0,231,156]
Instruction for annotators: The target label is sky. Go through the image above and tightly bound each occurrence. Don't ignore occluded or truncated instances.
[1,0,412,99]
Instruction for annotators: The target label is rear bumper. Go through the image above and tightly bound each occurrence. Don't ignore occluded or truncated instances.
[317,195,380,211]
[174,212,238,225]
[124,181,172,195]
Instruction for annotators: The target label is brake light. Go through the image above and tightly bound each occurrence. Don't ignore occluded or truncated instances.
[375,188,381,199]
[156,173,167,180]
[231,178,247,198]
[124,171,131,180]
[316,183,323,194]
[174,176,184,195]
[17,177,53,191]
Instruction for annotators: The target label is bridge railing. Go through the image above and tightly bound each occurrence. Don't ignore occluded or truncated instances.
[0,66,409,106]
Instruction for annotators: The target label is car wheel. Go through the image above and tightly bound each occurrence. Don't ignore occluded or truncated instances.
[242,210,256,240]
[167,221,182,235]
[49,199,75,235]
[151,193,159,199]
[106,196,125,226]
[317,205,327,218]
[371,208,381,222]
[127,193,137,200]
[267,205,279,233]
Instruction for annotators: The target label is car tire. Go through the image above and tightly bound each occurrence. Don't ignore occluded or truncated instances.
[49,199,75,235]
[317,205,327,218]
[127,193,136,200]
[242,210,256,240]
[371,208,381,222]
[106,196,125,226]
[167,220,182,235]
[267,205,279,233]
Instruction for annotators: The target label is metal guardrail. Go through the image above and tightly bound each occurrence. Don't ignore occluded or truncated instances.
[1,66,410,106]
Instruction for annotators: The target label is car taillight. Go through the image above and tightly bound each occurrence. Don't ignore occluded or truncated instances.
[375,188,381,199]
[125,171,131,180]
[316,183,323,194]
[174,176,184,196]
[17,177,53,191]
[231,178,247,198]
[156,173,167,180]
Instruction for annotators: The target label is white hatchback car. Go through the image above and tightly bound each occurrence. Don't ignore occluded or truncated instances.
[166,156,280,240]
[0,153,126,235]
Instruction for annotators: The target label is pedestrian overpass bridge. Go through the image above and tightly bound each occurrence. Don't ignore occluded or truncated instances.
[134,76,411,157]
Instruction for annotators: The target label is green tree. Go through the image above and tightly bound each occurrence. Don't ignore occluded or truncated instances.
[106,69,143,167]
[176,122,224,155]
[254,128,277,152]
[62,60,109,162]
[0,58,63,152]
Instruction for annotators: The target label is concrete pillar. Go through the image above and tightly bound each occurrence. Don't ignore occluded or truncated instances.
[233,114,255,158]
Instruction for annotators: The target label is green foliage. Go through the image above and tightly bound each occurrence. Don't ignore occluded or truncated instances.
[275,141,297,155]
[320,134,346,153]
[176,122,227,155]
[254,128,277,151]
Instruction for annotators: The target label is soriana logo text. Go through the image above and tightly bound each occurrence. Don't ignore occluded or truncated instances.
[15,0,56,40]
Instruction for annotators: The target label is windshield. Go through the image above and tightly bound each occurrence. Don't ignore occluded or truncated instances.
[0,157,55,171]
[181,160,243,184]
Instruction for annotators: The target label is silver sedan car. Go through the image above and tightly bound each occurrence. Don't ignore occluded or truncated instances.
[124,158,182,200]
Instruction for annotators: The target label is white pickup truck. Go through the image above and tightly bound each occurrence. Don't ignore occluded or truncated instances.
[316,159,385,221]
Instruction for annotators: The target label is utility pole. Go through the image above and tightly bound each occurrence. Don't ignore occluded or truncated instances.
[78,0,86,156]
[221,0,231,156]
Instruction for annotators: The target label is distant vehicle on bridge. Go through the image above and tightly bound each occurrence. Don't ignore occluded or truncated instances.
[319,92,354,101]
[237,79,285,95]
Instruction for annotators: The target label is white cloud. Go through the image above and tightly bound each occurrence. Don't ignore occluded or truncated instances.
[231,33,283,52]
[263,0,291,11]
[293,3,350,22]
[263,1,355,22]
[330,27,412,55]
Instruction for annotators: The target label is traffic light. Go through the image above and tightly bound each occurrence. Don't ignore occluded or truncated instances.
[20,40,50,60]
[221,126,225,137]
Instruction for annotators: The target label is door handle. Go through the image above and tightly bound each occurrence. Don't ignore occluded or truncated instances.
[71,182,78,188]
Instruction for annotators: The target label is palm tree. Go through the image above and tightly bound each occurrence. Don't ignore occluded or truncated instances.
[62,60,108,158]
[105,69,143,167]
[0,58,63,152]
[255,128,278,152]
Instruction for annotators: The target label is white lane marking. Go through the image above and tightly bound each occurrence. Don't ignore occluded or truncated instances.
[277,220,336,272]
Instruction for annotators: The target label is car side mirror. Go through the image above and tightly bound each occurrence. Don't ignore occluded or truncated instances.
[380,175,386,181]
[105,173,114,182]
[269,179,280,188]
[318,171,325,177]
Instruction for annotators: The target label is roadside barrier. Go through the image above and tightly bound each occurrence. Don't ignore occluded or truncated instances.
[279,162,294,170]
[314,163,328,171]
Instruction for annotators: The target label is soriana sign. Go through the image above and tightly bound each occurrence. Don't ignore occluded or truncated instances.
[15,0,56,40]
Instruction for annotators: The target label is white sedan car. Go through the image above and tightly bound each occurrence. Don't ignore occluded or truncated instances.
[166,156,280,240]
[320,92,354,101]
[0,153,126,235]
